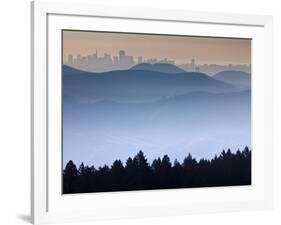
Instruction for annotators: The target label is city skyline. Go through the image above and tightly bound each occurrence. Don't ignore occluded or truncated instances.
[64,49,251,75]
[63,30,251,67]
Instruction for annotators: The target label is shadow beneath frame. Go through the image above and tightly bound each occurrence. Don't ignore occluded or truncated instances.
[17,214,31,224]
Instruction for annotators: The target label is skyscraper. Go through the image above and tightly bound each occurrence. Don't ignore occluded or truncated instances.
[67,54,73,65]
[191,58,196,72]
[138,56,143,64]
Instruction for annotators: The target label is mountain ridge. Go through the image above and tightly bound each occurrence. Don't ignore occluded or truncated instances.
[213,70,251,89]
[129,62,186,74]
[63,65,238,103]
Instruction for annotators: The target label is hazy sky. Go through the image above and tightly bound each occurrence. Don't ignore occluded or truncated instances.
[63,30,251,65]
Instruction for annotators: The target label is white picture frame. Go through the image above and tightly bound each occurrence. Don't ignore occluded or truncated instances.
[31,1,274,224]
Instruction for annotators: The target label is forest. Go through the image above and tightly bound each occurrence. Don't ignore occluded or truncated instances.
[63,147,251,194]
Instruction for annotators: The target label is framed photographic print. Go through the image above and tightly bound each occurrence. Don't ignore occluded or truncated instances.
[31,1,273,224]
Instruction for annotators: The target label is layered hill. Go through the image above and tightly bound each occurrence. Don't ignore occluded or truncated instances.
[213,70,251,89]
[63,89,251,167]
[130,63,186,74]
[63,65,237,103]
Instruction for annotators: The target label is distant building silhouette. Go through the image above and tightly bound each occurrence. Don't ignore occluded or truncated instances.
[138,56,143,64]
[67,54,73,65]
[179,59,251,75]
[65,49,251,75]
[158,58,175,65]
[191,58,196,72]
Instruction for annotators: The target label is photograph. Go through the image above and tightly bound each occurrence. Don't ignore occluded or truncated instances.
[62,30,252,194]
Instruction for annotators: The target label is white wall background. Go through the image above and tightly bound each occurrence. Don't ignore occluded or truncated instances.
[0,0,280,224]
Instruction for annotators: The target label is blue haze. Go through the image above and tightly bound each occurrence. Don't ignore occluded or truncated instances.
[63,64,251,167]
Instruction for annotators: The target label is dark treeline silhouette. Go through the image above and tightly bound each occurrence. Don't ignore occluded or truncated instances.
[63,147,251,194]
